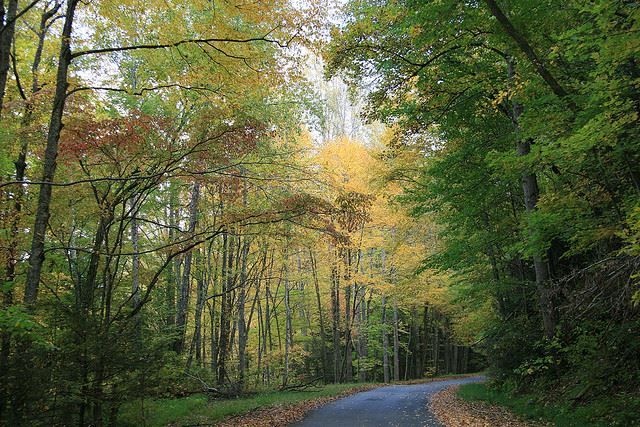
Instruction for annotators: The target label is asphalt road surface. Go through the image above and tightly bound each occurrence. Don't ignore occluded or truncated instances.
[292,376,484,427]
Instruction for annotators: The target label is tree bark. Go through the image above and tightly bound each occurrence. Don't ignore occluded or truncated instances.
[129,199,141,329]
[309,249,328,381]
[188,251,206,369]
[381,295,390,383]
[175,182,200,353]
[165,184,178,328]
[484,0,572,103]
[217,229,234,385]
[343,249,353,382]
[392,300,400,381]
[24,0,80,304]
[330,251,341,383]
[0,0,18,118]
[506,55,557,339]
[237,234,250,386]
[282,244,291,387]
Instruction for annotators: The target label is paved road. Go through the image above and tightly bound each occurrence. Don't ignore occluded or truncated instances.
[292,376,484,427]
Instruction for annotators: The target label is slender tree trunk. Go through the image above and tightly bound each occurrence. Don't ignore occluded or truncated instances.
[382,295,390,383]
[208,300,217,372]
[343,249,353,383]
[237,234,250,387]
[358,291,368,382]
[309,250,328,381]
[433,311,440,375]
[175,182,200,353]
[0,0,18,118]
[483,0,571,102]
[283,244,292,387]
[24,0,80,304]
[130,198,141,336]
[330,252,341,383]
[420,305,429,376]
[165,185,178,328]
[0,5,59,413]
[78,211,112,427]
[392,300,400,381]
[217,229,234,385]
[188,251,207,369]
[506,56,557,339]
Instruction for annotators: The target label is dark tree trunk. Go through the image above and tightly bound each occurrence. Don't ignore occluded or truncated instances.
[217,230,234,385]
[392,300,399,381]
[382,295,390,383]
[237,234,250,386]
[343,249,353,383]
[165,185,178,328]
[484,0,571,102]
[330,252,341,383]
[188,251,207,369]
[175,182,200,353]
[24,0,80,304]
[283,245,291,387]
[506,56,558,339]
[0,0,18,118]
[309,250,328,381]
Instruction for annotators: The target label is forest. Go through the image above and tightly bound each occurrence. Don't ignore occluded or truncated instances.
[0,0,638,426]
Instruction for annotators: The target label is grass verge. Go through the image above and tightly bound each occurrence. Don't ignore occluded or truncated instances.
[117,382,375,427]
[457,382,640,427]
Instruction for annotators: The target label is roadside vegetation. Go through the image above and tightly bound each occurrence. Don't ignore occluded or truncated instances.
[457,382,640,427]
[117,382,375,427]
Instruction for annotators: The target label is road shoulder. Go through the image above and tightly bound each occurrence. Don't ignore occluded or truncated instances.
[430,385,545,427]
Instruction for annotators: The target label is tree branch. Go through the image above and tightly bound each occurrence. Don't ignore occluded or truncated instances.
[483,0,574,108]
[70,32,291,60]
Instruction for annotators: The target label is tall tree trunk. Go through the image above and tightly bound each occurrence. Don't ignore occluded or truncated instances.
[343,249,353,383]
[381,295,390,383]
[506,56,557,339]
[24,0,80,304]
[131,198,141,335]
[309,249,328,381]
[188,251,207,369]
[78,211,112,427]
[175,182,200,353]
[0,0,18,118]
[282,243,292,387]
[237,234,250,387]
[330,251,340,383]
[217,229,234,385]
[392,300,400,381]
[483,0,571,102]
[0,5,58,414]
[432,311,440,375]
[357,291,368,382]
[165,185,178,328]
[208,300,217,372]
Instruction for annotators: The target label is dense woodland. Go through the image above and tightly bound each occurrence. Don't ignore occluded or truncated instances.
[0,0,638,426]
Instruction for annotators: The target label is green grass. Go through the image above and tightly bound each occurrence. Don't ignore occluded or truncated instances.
[457,382,640,427]
[117,383,371,427]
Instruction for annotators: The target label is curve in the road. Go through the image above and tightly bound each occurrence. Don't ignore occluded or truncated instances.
[292,376,484,427]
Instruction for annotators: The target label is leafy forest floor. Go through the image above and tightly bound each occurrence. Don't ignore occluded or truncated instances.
[117,375,477,426]
[435,383,640,427]
[432,385,545,427]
